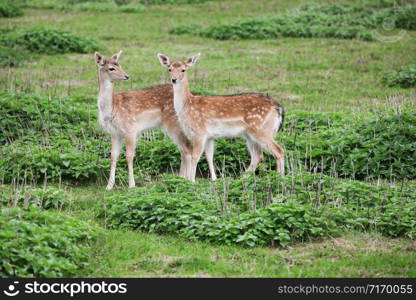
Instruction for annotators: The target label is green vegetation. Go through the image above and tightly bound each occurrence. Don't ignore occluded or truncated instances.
[0,0,415,278]
[91,231,416,277]
[0,0,24,18]
[383,64,416,88]
[2,92,415,184]
[98,173,415,247]
[1,185,69,209]
[170,2,416,41]
[0,45,28,67]
[1,27,99,55]
[22,0,208,11]
[0,207,99,277]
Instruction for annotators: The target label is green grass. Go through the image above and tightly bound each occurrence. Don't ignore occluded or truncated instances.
[0,0,415,112]
[60,184,415,277]
[64,186,416,277]
[89,230,416,277]
[1,0,416,277]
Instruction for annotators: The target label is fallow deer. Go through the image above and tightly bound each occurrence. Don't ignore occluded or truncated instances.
[157,53,285,182]
[95,51,216,189]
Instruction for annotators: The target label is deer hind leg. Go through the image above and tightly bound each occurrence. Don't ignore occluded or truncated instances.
[125,135,137,188]
[245,136,263,172]
[204,138,217,180]
[106,135,122,190]
[248,132,284,174]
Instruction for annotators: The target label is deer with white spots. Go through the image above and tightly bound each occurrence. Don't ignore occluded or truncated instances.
[95,51,216,189]
[157,53,285,182]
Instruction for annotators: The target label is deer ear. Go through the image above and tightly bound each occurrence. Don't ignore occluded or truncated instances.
[111,50,122,62]
[157,53,170,68]
[95,52,105,67]
[186,53,201,67]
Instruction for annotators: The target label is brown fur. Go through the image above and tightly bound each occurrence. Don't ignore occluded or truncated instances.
[158,54,285,181]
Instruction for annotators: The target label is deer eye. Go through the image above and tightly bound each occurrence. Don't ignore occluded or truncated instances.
[181,69,185,72]
[168,69,171,72]
[109,67,115,71]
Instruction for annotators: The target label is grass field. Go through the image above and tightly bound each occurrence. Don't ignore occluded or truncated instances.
[1,0,416,277]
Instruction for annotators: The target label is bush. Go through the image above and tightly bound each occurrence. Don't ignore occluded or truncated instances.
[396,6,416,30]
[1,93,416,184]
[0,1,24,18]
[0,45,28,67]
[287,110,416,180]
[0,93,94,144]
[140,0,210,4]
[117,4,145,13]
[383,64,416,88]
[71,1,117,11]
[1,28,99,55]
[98,172,416,247]
[0,207,99,277]
[0,93,109,183]
[0,185,68,209]
[170,2,415,41]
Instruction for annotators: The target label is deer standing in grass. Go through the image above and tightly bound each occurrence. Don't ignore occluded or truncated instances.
[95,51,217,189]
[157,53,285,182]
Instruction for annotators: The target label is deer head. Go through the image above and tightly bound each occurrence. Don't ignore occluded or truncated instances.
[95,51,129,82]
[157,53,200,84]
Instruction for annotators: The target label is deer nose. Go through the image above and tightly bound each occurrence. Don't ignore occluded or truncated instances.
[124,75,129,80]
[171,78,177,84]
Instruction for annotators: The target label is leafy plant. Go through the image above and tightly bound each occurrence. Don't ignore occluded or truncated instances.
[1,28,99,55]
[0,207,99,277]
[97,171,416,247]
[0,0,24,18]
[383,64,416,88]
[0,185,68,209]
[0,45,28,67]
[170,2,416,41]
[395,6,416,30]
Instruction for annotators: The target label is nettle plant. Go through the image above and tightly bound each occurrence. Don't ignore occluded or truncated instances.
[0,207,99,277]
[97,171,416,247]
[170,1,416,41]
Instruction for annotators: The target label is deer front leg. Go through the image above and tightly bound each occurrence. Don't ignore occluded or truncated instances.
[204,139,217,180]
[106,135,122,190]
[125,135,137,188]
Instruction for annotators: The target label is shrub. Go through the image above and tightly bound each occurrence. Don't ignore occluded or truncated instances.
[2,28,99,55]
[98,184,337,247]
[140,0,210,4]
[2,92,416,184]
[395,6,416,30]
[0,93,94,144]
[383,64,416,88]
[0,207,99,277]
[170,2,415,41]
[0,1,24,18]
[0,93,109,183]
[71,1,117,11]
[117,4,145,13]
[0,45,28,67]
[0,185,68,210]
[98,172,416,247]
[289,110,416,180]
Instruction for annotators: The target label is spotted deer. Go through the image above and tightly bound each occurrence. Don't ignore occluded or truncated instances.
[157,53,285,182]
[95,51,216,189]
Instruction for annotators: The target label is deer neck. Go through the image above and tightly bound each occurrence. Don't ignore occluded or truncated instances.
[172,77,192,114]
[97,70,114,123]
